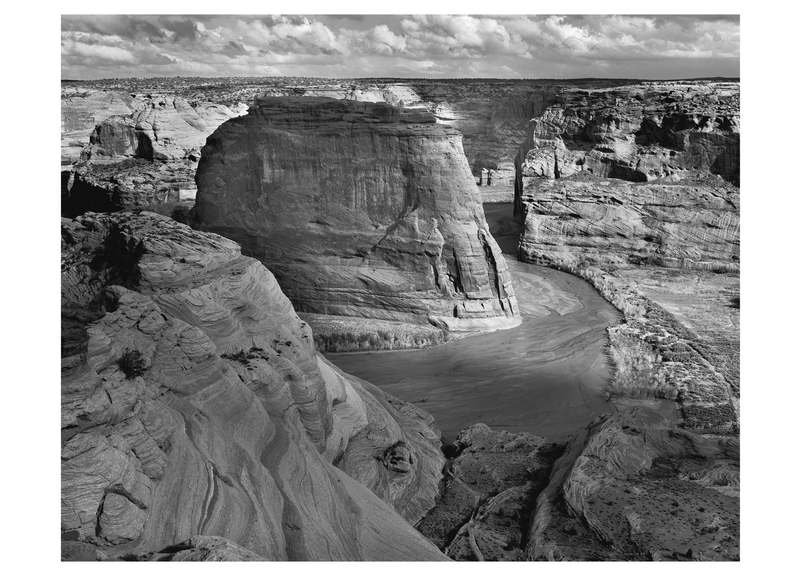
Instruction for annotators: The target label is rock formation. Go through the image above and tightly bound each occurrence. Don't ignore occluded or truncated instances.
[416,424,561,560]
[60,79,635,215]
[517,177,740,272]
[193,97,519,340]
[287,81,562,197]
[61,89,142,165]
[62,94,246,216]
[512,82,740,431]
[527,407,739,561]
[515,82,739,192]
[416,408,738,562]
[61,211,446,561]
[82,97,247,164]
[514,82,740,255]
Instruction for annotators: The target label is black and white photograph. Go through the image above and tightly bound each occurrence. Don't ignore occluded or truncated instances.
[30,3,798,568]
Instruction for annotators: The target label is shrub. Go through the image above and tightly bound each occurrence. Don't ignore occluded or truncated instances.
[118,349,148,379]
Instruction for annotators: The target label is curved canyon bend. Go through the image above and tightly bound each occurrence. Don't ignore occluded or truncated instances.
[330,203,625,443]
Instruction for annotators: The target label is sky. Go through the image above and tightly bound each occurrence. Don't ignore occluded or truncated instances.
[61,14,740,80]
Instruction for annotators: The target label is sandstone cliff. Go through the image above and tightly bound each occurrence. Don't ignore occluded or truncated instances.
[63,93,246,216]
[61,211,446,561]
[512,82,740,431]
[193,97,519,340]
[61,88,141,165]
[81,96,246,163]
[517,177,740,273]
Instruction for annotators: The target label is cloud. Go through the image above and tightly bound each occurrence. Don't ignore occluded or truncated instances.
[61,14,739,80]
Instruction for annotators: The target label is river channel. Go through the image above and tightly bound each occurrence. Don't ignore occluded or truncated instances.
[328,203,623,444]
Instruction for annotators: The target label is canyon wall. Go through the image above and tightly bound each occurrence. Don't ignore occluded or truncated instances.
[61,211,446,561]
[63,94,246,216]
[517,178,739,272]
[193,97,519,338]
[513,82,740,432]
[61,79,635,212]
[513,82,740,267]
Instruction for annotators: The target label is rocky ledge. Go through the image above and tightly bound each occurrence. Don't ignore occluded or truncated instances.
[517,176,739,273]
[61,211,446,561]
[415,406,738,561]
[193,97,520,344]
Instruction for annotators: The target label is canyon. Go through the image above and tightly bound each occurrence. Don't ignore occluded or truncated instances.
[61,77,740,562]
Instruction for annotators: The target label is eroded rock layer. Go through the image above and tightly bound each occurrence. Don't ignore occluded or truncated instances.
[416,424,561,560]
[417,409,738,562]
[518,177,740,272]
[62,94,246,216]
[514,82,740,260]
[61,211,446,561]
[527,407,739,561]
[513,82,740,431]
[193,97,519,335]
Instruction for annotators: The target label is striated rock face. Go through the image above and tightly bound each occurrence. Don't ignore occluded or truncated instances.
[518,177,740,272]
[82,97,246,163]
[515,82,739,202]
[528,407,739,561]
[288,82,561,191]
[63,94,246,216]
[65,160,199,216]
[515,82,740,272]
[61,89,141,165]
[61,211,446,561]
[513,82,740,430]
[194,97,519,336]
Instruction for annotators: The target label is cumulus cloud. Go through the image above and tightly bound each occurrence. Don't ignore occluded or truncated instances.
[61,14,739,80]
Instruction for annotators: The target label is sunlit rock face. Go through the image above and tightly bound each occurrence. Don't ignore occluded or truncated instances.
[63,94,247,215]
[194,97,520,337]
[515,82,739,192]
[61,89,142,165]
[61,211,446,561]
[82,97,247,163]
[515,82,740,273]
[517,178,740,272]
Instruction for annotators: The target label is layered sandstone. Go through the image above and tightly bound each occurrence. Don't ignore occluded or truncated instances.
[193,97,519,338]
[81,96,247,163]
[517,177,740,272]
[513,82,740,431]
[61,211,446,561]
[61,89,142,165]
[515,82,739,198]
[62,94,246,216]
